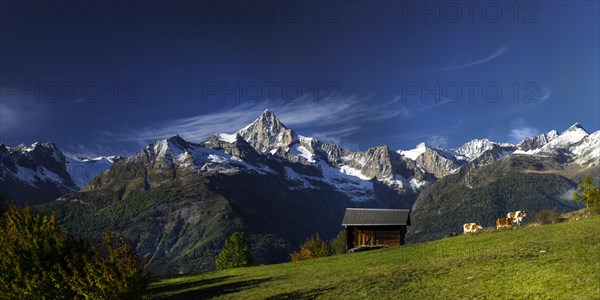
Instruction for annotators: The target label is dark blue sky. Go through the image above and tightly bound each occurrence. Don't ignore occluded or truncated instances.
[1,1,598,156]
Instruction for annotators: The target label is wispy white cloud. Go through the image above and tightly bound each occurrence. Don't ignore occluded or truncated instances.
[508,118,540,143]
[0,99,44,135]
[560,188,577,201]
[0,105,19,131]
[63,141,130,159]
[394,96,454,118]
[112,94,407,147]
[509,127,539,142]
[427,135,448,148]
[428,45,508,72]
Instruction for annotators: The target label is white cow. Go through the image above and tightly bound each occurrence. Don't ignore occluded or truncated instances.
[463,223,483,234]
[507,211,527,226]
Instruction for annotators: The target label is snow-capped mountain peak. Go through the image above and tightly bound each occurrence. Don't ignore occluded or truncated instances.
[513,123,594,166]
[10,141,63,162]
[237,110,296,153]
[0,141,79,204]
[536,124,589,153]
[3,111,598,208]
[563,122,588,134]
[516,130,558,152]
[455,138,499,160]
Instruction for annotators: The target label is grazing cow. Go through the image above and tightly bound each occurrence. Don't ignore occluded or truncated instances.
[496,218,513,229]
[507,211,527,226]
[463,223,483,234]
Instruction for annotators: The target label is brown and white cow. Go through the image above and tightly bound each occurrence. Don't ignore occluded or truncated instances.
[496,218,513,229]
[463,223,483,234]
[507,211,527,226]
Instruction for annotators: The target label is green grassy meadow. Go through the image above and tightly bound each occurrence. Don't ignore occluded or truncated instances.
[150,215,600,299]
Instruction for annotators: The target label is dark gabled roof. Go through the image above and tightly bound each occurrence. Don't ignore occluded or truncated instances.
[341,208,411,226]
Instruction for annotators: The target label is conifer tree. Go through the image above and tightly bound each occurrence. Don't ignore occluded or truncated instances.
[216,232,253,270]
[573,176,600,209]
[330,230,347,255]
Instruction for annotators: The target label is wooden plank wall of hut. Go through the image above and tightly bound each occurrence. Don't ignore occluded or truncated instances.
[348,226,404,248]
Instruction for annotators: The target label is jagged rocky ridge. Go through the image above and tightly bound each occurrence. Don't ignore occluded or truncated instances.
[2,111,598,275]
[3,112,597,207]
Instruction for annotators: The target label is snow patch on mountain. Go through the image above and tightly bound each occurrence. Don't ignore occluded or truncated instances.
[399,143,427,160]
[284,166,318,190]
[290,144,316,163]
[317,161,374,201]
[340,165,372,180]
[10,165,63,187]
[409,177,430,190]
[217,133,238,143]
[381,175,411,191]
[298,135,314,144]
[572,131,600,167]
[186,144,274,175]
[66,157,114,188]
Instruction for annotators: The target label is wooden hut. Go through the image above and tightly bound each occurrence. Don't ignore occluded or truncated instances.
[341,208,411,251]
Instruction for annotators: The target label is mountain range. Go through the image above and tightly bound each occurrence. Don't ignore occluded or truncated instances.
[1,110,597,275]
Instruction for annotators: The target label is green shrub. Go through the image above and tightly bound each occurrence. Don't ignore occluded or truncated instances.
[68,232,150,299]
[536,209,561,225]
[0,205,150,299]
[216,232,253,270]
[290,234,332,262]
[330,230,347,255]
[590,204,600,215]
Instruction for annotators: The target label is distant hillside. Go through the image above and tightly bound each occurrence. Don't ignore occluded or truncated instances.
[408,154,589,242]
[41,161,364,276]
[150,214,600,299]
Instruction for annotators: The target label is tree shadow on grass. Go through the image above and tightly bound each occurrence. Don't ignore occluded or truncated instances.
[151,276,273,299]
[151,275,235,297]
[266,287,334,300]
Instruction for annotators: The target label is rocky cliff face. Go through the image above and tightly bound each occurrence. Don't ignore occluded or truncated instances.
[237,109,296,154]
[0,142,78,205]
[415,147,467,178]
[517,131,559,152]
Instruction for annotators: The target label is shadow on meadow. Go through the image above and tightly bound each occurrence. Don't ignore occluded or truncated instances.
[151,275,273,299]
[265,287,334,299]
